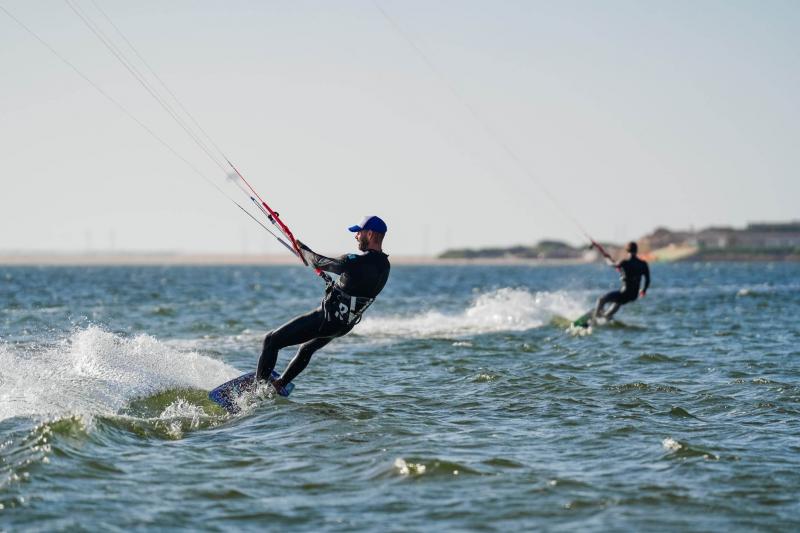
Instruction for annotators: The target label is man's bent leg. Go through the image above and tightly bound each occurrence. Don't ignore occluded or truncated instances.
[593,291,622,319]
[595,291,617,319]
[603,302,622,320]
[605,292,637,320]
[278,337,333,386]
[256,309,326,382]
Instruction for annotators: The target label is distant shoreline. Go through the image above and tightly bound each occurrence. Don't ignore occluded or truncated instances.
[0,252,594,267]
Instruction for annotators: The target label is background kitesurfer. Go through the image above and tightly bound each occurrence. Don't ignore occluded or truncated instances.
[256,216,391,394]
[593,241,650,321]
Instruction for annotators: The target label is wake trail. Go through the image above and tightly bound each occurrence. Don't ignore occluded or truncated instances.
[358,288,590,338]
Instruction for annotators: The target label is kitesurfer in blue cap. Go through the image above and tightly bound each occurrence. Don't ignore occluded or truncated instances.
[257,216,391,394]
[593,241,650,322]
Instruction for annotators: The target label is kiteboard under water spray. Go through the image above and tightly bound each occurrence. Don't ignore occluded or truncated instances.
[208,371,295,414]
[571,310,594,329]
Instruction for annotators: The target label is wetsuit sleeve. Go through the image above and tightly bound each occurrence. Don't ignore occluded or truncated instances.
[297,242,348,275]
[642,262,651,293]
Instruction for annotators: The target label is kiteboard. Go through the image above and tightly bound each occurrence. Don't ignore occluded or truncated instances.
[208,370,294,413]
[571,310,594,329]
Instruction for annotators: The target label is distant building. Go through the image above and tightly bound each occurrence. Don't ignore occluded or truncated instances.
[693,222,800,250]
[642,227,694,250]
[694,227,736,249]
[736,222,800,249]
[641,221,800,260]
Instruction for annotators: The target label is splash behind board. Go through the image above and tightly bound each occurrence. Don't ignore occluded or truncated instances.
[208,370,294,413]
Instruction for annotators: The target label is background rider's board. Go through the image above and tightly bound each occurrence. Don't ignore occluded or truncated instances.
[572,310,593,328]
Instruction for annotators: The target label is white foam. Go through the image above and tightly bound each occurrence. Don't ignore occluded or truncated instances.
[566,324,593,337]
[160,399,208,439]
[0,326,240,422]
[358,288,588,338]
[394,457,426,476]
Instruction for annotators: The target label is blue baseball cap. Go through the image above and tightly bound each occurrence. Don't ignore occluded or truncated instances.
[348,215,387,233]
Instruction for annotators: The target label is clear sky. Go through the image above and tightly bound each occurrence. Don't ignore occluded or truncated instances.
[2,0,798,256]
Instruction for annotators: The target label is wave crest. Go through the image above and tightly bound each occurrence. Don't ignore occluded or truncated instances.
[358,288,588,338]
[0,326,238,422]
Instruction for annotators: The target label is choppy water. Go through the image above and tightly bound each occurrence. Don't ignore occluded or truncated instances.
[1,263,799,531]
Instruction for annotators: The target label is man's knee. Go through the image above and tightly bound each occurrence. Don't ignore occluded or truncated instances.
[263,331,276,350]
[296,341,318,359]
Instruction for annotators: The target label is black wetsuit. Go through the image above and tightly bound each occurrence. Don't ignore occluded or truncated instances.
[256,243,390,385]
[595,255,650,319]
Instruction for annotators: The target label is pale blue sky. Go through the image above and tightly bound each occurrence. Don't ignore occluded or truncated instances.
[2,0,798,256]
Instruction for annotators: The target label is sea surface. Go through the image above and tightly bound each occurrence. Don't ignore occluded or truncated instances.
[1,263,799,531]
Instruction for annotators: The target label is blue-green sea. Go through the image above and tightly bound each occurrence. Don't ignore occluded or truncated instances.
[1,263,799,531]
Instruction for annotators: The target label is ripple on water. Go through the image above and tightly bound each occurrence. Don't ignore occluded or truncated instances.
[471,372,500,383]
[607,382,683,394]
[390,457,480,478]
[480,457,526,469]
[667,406,699,419]
[151,306,176,317]
[636,352,677,363]
[661,438,719,461]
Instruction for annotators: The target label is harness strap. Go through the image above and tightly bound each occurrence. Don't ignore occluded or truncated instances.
[325,286,375,325]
